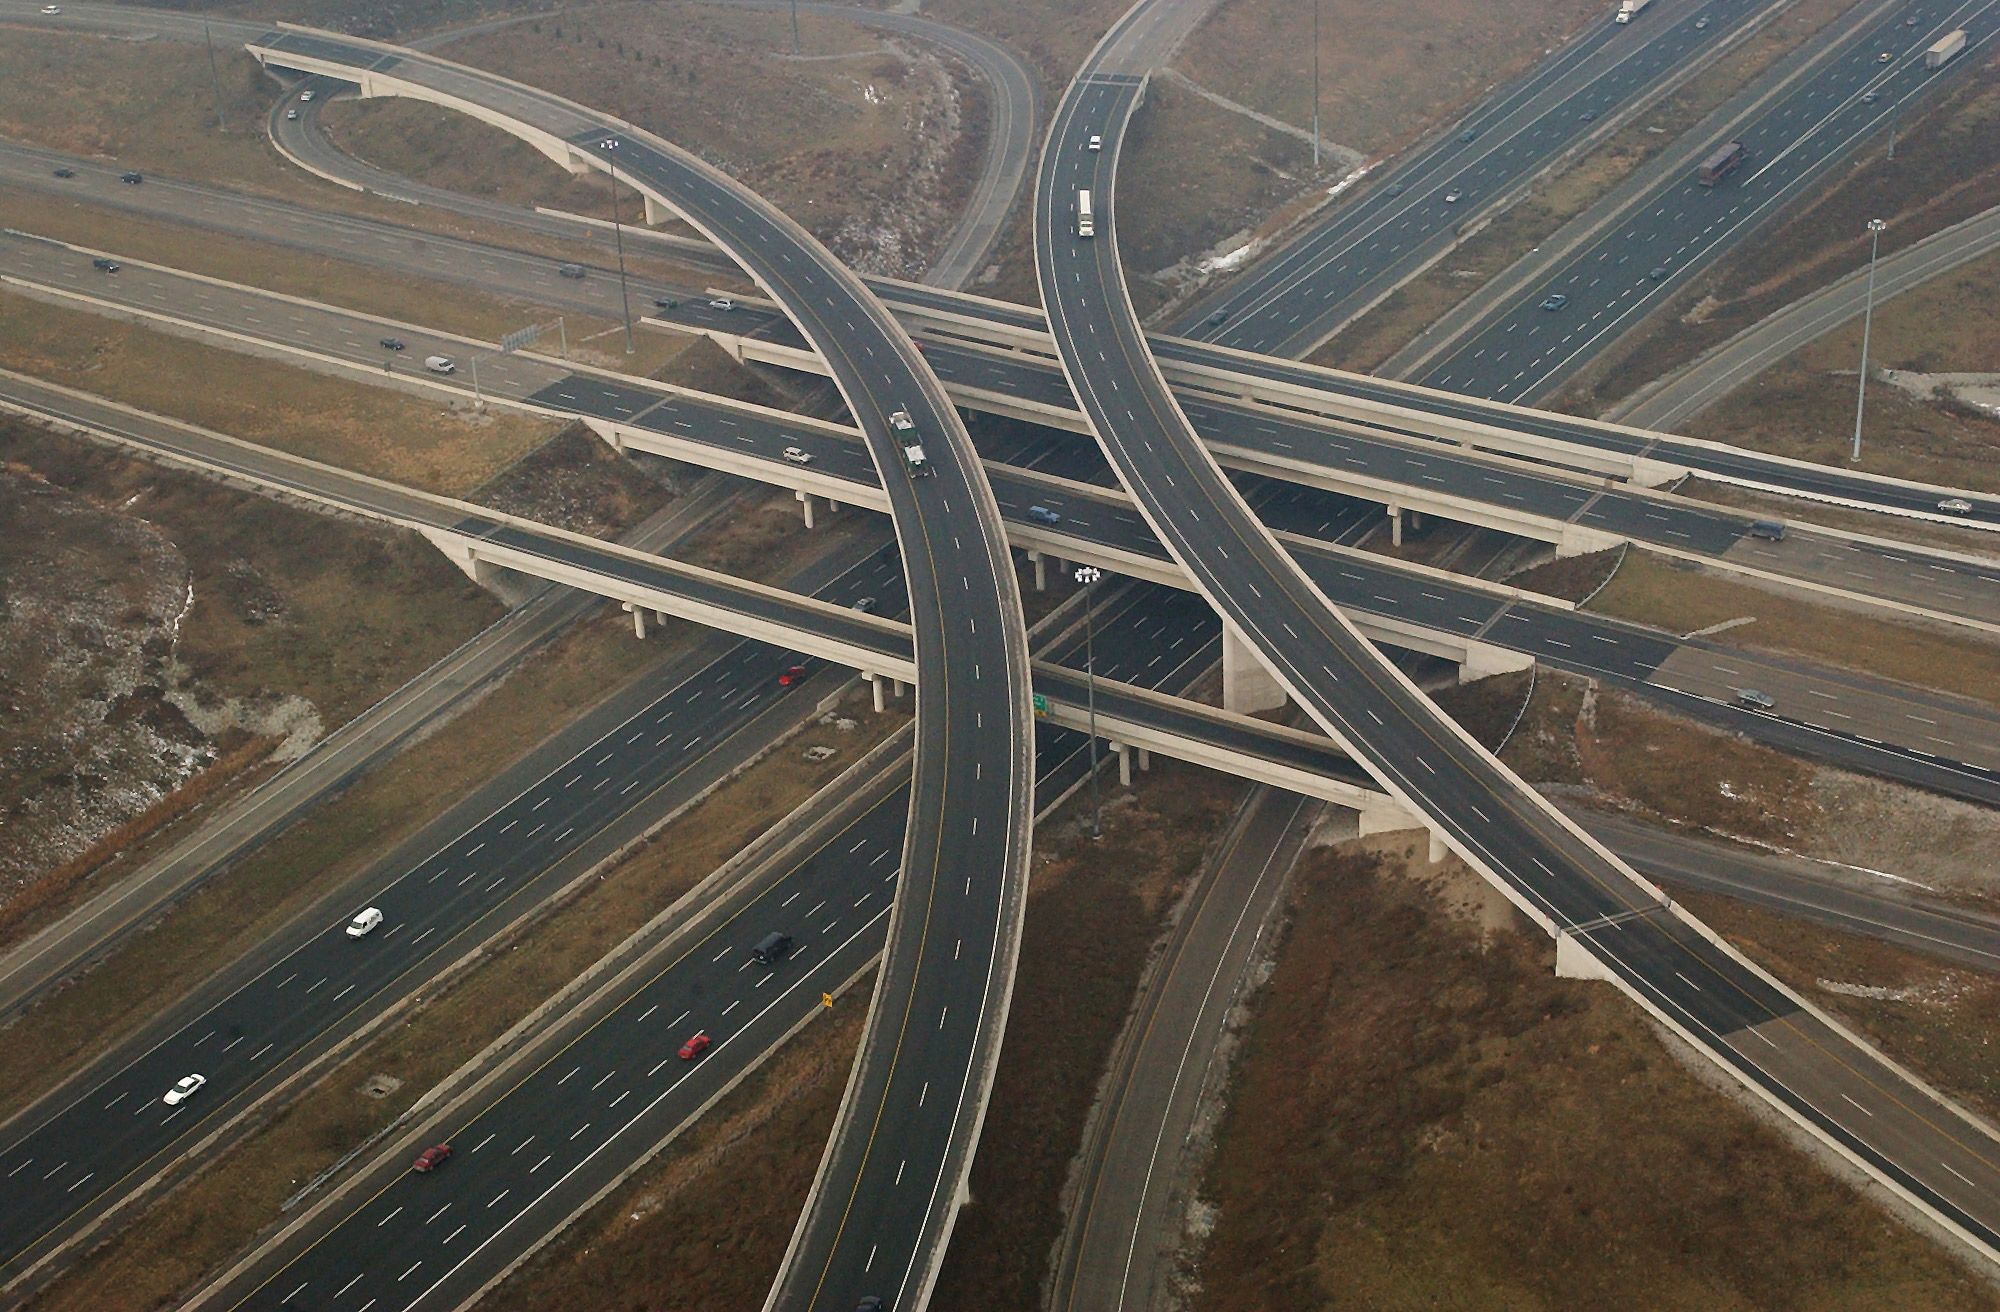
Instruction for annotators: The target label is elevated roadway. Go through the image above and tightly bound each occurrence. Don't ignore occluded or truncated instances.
[1037,0,2000,1272]
[9,233,1997,798]
[239,29,1038,1310]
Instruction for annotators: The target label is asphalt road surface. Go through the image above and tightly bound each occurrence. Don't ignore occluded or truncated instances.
[1173,0,1781,357]
[1418,0,2000,404]
[1617,201,2000,429]
[11,237,1997,796]
[1039,0,2000,1270]
[198,581,1225,1312]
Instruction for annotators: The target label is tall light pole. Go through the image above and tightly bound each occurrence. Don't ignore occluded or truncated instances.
[1311,0,1321,171]
[595,137,637,355]
[1851,217,1886,463]
[1074,564,1103,839]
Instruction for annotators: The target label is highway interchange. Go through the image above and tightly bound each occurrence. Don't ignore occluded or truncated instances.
[1039,0,2000,1271]
[3,0,2000,1304]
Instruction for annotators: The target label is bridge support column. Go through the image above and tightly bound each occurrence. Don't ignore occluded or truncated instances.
[869,673,886,713]
[420,531,497,589]
[1221,622,1287,715]
[642,194,675,226]
[1428,828,1449,865]
[1028,550,1047,592]
[625,603,647,639]
[1355,797,1423,838]
[1555,930,1615,981]
[1137,746,1151,772]
[1113,741,1132,787]
[797,489,816,529]
[1457,640,1534,685]
[892,677,905,700]
[1387,503,1404,547]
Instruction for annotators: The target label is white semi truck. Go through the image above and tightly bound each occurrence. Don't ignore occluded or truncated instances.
[1615,0,1652,22]
[1926,30,1967,69]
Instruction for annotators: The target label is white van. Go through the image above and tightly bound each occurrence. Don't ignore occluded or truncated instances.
[345,907,384,938]
[424,355,456,374]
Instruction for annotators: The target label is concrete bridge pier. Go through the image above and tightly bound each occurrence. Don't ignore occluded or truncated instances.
[1221,622,1287,714]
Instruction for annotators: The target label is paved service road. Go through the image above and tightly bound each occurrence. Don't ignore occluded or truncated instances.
[1617,202,2000,429]
[1040,0,2000,1273]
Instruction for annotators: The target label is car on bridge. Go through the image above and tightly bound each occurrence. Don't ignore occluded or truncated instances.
[162,1073,206,1106]
[782,446,814,466]
[778,663,811,687]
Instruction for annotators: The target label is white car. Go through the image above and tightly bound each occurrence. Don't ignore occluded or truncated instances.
[781,446,813,466]
[708,296,735,311]
[1086,134,1102,151]
[163,1073,207,1106]
[41,4,62,13]
[346,907,384,938]
[1938,498,1974,515]
[300,89,314,101]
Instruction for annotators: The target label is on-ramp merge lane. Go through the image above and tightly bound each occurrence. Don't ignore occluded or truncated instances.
[1036,7,2000,1270]
[248,30,1036,1311]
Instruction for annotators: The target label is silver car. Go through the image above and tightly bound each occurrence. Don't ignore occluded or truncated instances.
[163,1073,207,1106]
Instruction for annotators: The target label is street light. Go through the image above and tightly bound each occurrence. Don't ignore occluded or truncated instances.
[595,137,637,355]
[1074,564,1103,839]
[1311,0,1321,171]
[1851,217,1886,462]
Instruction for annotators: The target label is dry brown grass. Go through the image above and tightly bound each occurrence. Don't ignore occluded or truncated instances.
[1588,550,2000,712]
[0,189,586,347]
[31,685,909,1312]
[1190,841,1997,1312]
[1685,889,2000,1124]
[1674,248,2000,493]
[1503,544,1623,602]
[1119,79,1315,319]
[1178,0,1604,159]
[470,422,673,537]
[0,287,558,495]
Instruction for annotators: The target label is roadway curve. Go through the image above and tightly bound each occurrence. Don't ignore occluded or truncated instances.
[243,29,1035,1312]
[1614,202,2000,429]
[1037,0,2000,1274]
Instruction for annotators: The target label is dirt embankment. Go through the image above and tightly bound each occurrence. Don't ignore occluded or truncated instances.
[0,421,501,932]
[1184,839,1998,1311]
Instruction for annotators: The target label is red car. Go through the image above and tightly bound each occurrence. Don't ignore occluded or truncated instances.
[411,1143,453,1173]
[678,1031,712,1061]
[777,663,810,688]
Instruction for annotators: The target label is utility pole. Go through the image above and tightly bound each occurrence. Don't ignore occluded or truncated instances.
[1851,218,1886,462]
[791,0,801,54]
[1311,0,1321,171]
[596,137,637,355]
[1074,564,1103,839]
[204,22,228,132]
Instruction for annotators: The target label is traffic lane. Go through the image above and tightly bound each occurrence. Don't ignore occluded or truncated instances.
[581,134,1030,1309]
[1589,913,2000,1251]
[1194,0,1762,355]
[232,582,1214,1312]
[1580,807,2000,974]
[1046,71,1662,932]
[0,555,900,1271]
[232,791,913,1312]
[1648,644,2000,775]
[0,236,567,400]
[1423,4,2000,402]
[1724,527,2000,628]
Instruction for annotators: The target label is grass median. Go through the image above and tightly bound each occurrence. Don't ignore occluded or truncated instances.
[0,286,559,496]
[1586,549,2000,713]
